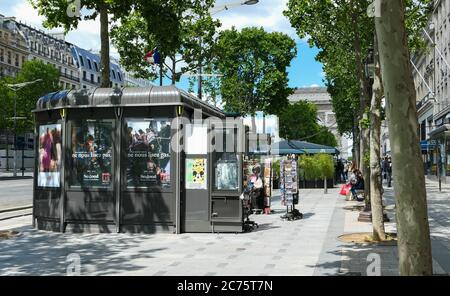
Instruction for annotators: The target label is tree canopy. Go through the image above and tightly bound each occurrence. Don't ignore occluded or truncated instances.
[278,100,337,147]
[1,60,59,134]
[29,0,134,87]
[213,27,297,116]
[110,0,220,84]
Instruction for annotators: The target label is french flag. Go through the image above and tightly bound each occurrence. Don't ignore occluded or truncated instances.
[144,47,161,65]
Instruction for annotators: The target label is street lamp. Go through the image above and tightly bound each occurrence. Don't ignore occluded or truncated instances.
[6,79,42,177]
[196,0,259,101]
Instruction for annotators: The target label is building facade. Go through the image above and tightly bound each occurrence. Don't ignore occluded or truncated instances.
[16,23,80,90]
[0,15,81,90]
[0,16,29,78]
[72,46,124,89]
[288,87,350,159]
[409,0,450,182]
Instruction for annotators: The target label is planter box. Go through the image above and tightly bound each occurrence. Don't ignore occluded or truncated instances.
[299,178,334,189]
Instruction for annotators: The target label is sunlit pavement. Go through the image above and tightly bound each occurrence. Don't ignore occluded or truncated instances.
[0,182,449,276]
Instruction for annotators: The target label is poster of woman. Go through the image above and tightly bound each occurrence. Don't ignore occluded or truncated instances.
[38,124,62,187]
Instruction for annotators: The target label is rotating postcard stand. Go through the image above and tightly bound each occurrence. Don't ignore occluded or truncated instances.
[280,157,303,221]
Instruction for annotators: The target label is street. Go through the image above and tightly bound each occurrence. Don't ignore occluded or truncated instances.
[0,178,32,209]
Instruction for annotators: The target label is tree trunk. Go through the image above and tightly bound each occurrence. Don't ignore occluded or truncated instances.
[351,9,371,208]
[353,121,360,167]
[369,38,386,241]
[99,3,110,88]
[375,0,432,275]
[323,177,327,194]
[360,114,371,210]
[159,63,163,86]
[172,56,176,85]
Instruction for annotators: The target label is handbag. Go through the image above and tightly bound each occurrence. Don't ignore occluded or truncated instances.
[339,183,351,196]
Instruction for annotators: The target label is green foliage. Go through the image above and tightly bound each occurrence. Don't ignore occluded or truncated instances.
[29,0,134,86]
[284,0,431,139]
[279,100,337,147]
[284,0,373,137]
[299,155,320,181]
[299,154,334,181]
[1,60,59,134]
[315,154,335,179]
[360,117,370,130]
[214,27,297,116]
[363,152,370,168]
[314,126,338,147]
[110,0,220,83]
[272,159,280,180]
[279,100,318,140]
[29,0,132,32]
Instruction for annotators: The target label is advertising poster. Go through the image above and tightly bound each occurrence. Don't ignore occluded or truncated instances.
[186,158,207,189]
[70,120,113,187]
[38,124,62,187]
[126,119,171,188]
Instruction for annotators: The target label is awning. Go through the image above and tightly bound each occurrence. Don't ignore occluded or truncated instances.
[420,140,436,150]
[428,124,450,139]
[268,140,339,155]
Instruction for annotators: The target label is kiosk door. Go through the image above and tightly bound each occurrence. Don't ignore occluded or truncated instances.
[182,124,211,232]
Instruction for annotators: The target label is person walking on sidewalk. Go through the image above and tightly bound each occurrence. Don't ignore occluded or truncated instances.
[382,156,392,187]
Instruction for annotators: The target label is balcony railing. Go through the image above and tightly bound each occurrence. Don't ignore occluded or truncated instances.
[60,72,80,82]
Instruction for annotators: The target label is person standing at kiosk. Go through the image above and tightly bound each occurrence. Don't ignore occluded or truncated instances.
[248,165,264,212]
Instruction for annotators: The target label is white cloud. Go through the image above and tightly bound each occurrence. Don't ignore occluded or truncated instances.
[6,0,301,59]
[11,1,46,28]
[309,84,320,87]
[215,0,300,41]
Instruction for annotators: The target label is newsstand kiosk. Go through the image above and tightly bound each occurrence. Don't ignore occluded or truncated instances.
[32,85,246,234]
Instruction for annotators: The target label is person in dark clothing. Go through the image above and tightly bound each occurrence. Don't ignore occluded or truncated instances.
[382,156,392,187]
[350,169,364,199]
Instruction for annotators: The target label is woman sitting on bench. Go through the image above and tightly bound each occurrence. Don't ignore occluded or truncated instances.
[349,169,364,200]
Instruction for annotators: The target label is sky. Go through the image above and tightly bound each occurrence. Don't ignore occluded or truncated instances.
[0,0,325,90]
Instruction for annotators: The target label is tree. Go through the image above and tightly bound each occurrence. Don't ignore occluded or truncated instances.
[279,101,319,141]
[110,0,220,85]
[314,127,338,148]
[14,60,60,133]
[285,0,373,206]
[375,0,432,276]
[369,37,386,241]
[315,154,334,194]
[214,27,297,117]
[30,0,133,87]
[279,101,337,147]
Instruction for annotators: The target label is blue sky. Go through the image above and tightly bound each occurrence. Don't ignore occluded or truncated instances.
[0,0,325,90]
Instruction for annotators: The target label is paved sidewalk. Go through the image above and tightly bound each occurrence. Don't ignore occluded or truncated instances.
[317,179,450,276]
[0,181,448,276]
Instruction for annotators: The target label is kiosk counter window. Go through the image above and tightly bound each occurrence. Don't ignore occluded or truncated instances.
[69,119,113,188]
[213,128,239,191]
[125,118,172,188]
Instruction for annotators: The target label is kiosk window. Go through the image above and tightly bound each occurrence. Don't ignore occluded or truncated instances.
[213,128,239,191]
[69,120,113,188]
[125,118,171,188]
